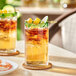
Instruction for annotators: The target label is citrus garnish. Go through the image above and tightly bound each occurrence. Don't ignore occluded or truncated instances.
[27,18,32,23]
[33,18,40,25]
[0,10,7,14]
[3,5,15,13]
[3,10,7,13]
[25,16,48,28]
[0,10,3,13]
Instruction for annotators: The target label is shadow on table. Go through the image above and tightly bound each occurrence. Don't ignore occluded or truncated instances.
[47,56,76,75]
[47,65,76,75]
[4,68,32,76]
[49,56,76,64]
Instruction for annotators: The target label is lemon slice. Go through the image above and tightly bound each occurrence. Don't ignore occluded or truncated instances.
[33,18,41,25]
[27,18,32,23]
[3,5,15,13]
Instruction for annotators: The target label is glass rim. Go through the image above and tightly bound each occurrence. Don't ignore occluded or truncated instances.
[24,20,57,24]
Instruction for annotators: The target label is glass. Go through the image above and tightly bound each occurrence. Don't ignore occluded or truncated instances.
[22,0,34,7]
[24,18,49,66]
[0,13,17,54]
[37,0,48,7]
[50,0,60,8]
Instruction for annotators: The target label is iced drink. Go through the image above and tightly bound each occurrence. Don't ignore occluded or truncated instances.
[0,18,17,51]
[25,16,48,66]
[0,9,17,53]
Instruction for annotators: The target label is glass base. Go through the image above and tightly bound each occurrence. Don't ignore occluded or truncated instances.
[0,49,20,56]
[23,62,52,70]
[25,61,49,66]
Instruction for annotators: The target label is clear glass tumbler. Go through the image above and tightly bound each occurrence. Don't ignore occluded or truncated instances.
[0,13,17,54]
[24,17,49,66]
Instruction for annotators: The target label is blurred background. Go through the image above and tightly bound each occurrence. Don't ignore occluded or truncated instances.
[0,0,76,40]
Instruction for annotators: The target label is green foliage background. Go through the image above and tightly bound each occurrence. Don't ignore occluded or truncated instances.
[0,0,6,9]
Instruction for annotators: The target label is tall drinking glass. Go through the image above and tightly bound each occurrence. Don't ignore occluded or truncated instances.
[0,12,17,55]
[24,17,52,69]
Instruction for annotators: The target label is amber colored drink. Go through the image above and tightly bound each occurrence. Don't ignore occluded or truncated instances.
[25,28,48,65]
[38,0,48,7]
[0,18,17,52]
[22,0,33,7]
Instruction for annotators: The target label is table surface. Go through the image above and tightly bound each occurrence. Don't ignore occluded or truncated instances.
[0,41,76,76]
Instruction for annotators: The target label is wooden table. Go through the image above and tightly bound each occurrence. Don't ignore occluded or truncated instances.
[0,41,76,76]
